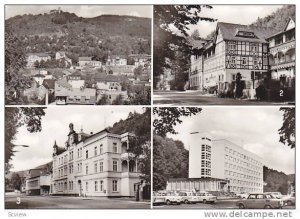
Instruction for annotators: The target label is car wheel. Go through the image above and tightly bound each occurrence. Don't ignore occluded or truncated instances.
[184,199,189,204]
[264,205,272,209]
[203,199,207,204]
[166,200,171,205]
[287,201,292,206]
[238,203,245,209]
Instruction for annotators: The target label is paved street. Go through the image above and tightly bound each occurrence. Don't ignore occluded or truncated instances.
[153,199,295,209]
[153,91,294,105]
[5,193,150,209]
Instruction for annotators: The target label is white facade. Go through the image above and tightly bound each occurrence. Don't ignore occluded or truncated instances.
[189,133,263,193]
[51,124,141,197]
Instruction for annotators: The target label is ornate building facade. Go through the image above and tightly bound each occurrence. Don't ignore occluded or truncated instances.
[51,123,142,197]
[189,18,295,96]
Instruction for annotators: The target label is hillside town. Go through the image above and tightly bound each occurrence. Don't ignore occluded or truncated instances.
[5,7,152,105]
[22,52,151,105]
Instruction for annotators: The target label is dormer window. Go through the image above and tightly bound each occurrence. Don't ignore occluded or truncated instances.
[235,30,257,38]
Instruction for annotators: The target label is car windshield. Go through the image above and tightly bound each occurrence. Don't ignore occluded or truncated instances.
[264,194,273,199]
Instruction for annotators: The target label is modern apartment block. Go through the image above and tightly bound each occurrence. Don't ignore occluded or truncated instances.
[189,18,295,94]
[167,133,263,193]
[51,123,142,197]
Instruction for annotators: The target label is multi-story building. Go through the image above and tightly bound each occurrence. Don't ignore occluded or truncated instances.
[167,133,263,193]
[54,79,96,105]
[106,55,127,66]
[128,54,151,66]
[78,57,102,68]
[24,168,51,195]
[51,123,142,197]
[26,53,51,68]
[189,19,295,95]
[267,17,295,87]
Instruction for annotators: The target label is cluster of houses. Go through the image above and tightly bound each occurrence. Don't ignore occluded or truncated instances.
[23,52,151,105]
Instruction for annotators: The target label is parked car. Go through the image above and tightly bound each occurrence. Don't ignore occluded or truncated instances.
[153,192,166,206]
[161,192,182,205]
[236,192,249,199]
[178,191,198,204]
[196,191,217,204]
[265,192,282,199]
[236,193,283,209]
[283,192,295,206]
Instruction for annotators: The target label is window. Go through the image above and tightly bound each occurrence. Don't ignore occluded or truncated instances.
[94,163,98,173]
[94,146,97,156]
[241,57,247,65]
[113,143,118,153]
[113,161,118,172]
[100,144,103,154]
[86,182,89,192]
[99,162,103,172]
[112,180,118,192]
[86,165,89,175]
[86,150,89,159]
[77,149,80,158]
[100,180,103,191]
[95,181,98,191]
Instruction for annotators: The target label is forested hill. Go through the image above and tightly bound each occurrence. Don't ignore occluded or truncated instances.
[205,5,295,40]
[108,109,150,139]
[263,166,295,195]
[5,11,151,62]
[251,5,295,30]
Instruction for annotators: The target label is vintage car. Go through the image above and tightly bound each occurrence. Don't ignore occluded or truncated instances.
[282,192,295,206]
[177,191,198,204]
[265,192,283,199]
[196,191,217,204]
[236,193,283,209]
[160,191,182,205]
[153,192,166,206]
[236,192,249,199]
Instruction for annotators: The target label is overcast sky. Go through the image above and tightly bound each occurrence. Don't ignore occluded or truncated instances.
[5,5,152,19]
[183,5,284,37]
[167,107,295,175]
[10,106,145,172]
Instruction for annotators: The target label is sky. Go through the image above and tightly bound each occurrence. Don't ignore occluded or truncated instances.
[5,5,152,19]
[10,106,145,172]
[167,107,295,175]
[183,5,284,37]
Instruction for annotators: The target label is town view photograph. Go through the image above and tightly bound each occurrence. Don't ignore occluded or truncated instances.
[5,107,151,209]
[153,107,295,209]
[5,5,151,105]
[153,5,295,105]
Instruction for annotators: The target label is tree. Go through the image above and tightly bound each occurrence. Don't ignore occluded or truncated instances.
[10,173,22,190]
[112,94,123,105]
[5,25,31,104]
[128,86,151,105]
[278,107,295,149]
[190,29,201,40]
[97,94,109,105]
[153,5,215,88]
[153,135,189,190]
[153,107,202,137]
[5,107,46,169]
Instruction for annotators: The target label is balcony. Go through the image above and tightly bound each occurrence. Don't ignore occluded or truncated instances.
[120,152,135,160]
[270,40,295,53]
[270,60,295,70]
